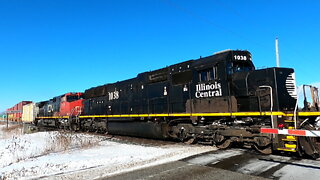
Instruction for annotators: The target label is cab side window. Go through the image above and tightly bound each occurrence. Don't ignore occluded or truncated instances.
[198,66,217,82]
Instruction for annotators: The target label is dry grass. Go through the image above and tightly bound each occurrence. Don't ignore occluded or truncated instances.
[44,131,101,153]
[1,124,22,132]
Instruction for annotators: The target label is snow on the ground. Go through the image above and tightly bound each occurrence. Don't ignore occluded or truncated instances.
[236,159,280,175]
[0,130,103,169]
[0,126,215,180]
[273,158,320,180]
[273,163,319,180]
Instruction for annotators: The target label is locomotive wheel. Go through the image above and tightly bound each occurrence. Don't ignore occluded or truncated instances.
[217,139,232,149]
[253,144,272,155]
[70,123,78,131]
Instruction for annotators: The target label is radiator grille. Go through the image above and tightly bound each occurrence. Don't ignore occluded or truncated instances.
[286,73,297,99]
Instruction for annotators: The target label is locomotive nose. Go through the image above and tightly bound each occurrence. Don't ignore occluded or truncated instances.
[248,68,297,111]
[232,67,297,112]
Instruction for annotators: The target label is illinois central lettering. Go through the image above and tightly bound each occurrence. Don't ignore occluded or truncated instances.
[195,82,222,98]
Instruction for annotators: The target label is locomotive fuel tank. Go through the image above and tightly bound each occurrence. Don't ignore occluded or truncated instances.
[107,121,169,139]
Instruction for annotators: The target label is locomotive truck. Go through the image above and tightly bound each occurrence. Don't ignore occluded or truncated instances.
[32,49,320,158]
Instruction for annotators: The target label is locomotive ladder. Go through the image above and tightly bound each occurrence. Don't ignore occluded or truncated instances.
[69,106,81,130]
[261,85,320,155]
[258,85,300,152]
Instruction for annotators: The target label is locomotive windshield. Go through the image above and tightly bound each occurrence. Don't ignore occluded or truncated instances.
[67,95,83,102]
[227,61,254,75]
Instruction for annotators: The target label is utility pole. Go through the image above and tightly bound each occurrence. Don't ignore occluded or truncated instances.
[275,37,280,67]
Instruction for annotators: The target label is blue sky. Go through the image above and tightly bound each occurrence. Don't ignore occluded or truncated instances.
[1,0,319,112]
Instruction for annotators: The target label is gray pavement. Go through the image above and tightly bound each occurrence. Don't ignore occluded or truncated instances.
[103,160,268,180]
[101,148,320,180]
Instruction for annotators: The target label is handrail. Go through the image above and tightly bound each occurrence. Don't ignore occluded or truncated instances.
[259,86,273,128]
[70,106,81,117]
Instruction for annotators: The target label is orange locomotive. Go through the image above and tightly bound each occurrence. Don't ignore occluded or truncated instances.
[59,92,84,116]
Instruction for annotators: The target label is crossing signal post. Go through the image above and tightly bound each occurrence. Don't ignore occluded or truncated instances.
[6,111,8,129]
[5,110,23,129]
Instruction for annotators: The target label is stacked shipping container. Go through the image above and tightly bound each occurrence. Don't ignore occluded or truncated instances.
[22,103,39,123]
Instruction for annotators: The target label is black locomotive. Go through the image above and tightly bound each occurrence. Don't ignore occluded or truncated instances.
[35,49,320,157]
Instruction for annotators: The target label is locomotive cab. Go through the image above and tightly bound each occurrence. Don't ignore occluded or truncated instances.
[189,50,255,114]
[227,52,255,75]
[59,92,84,116]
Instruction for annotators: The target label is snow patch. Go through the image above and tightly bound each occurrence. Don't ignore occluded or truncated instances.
[274,164,319,180]
[0,130,104,178]
[272,158,320,180]
[237,159,280,175]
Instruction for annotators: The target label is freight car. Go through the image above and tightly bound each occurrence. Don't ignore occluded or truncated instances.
[22,103,39,123]
[6,101,32,122]
[35,50,320,157]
